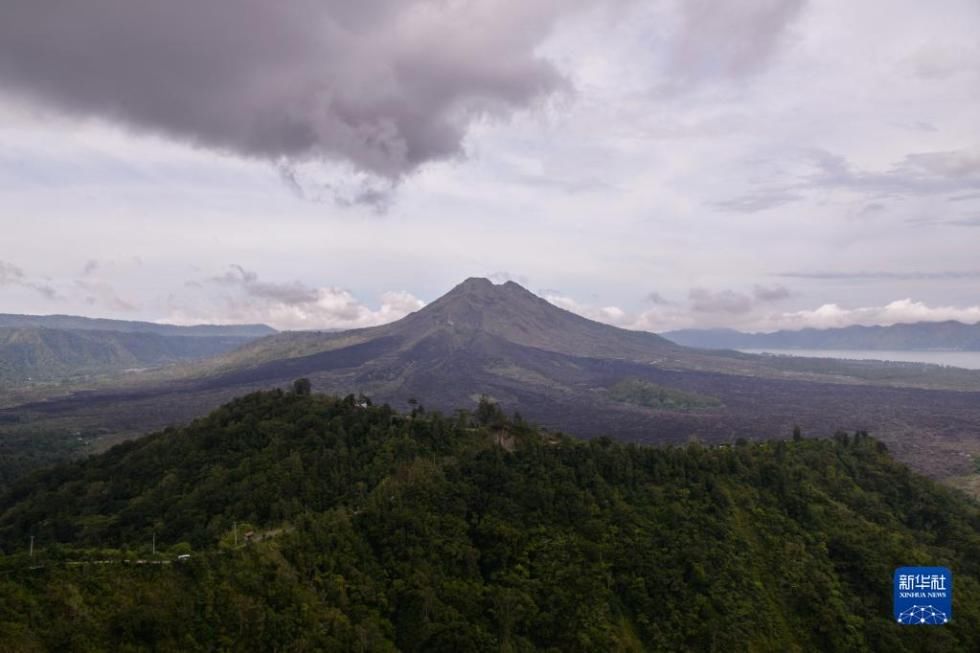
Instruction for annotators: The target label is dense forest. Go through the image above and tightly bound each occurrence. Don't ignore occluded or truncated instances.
[0,387,978,651]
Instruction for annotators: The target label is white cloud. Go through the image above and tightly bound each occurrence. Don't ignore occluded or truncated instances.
[167,272,425,330]
[770,299,980,330]
[546,292,694,331]
[544,294,634,327]
[547,290,980,334]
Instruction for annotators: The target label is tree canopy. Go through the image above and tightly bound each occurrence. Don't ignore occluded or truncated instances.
[0,388,977,651]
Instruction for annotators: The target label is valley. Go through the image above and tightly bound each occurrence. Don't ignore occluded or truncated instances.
[2,279,979,489]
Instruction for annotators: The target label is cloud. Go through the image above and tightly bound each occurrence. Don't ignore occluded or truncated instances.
[74,279,138,312]
[715,147,980,215]
[946,215,980,227]
[903,43,980,80]
[544,294,634,326]
[752,284,791,302]
[546,287,980,334]
[805,148,980,198]
[277,162,398,210]
[903,151,980,179]
[667,0,807,83]
[0,259,59,300]
[0,261,24,286]
[781,269,980,281]
[213,265,320,305]
[859,202,886,215]
[0,0,603,185]
[689,288,754,314]
[81,259,99,276]
[772,299,980,330]
[645,291,671,305]
[29,284,59,302]
[712,189,803,213]
[180,265,424,330]
[549,285,792,332]
[488,271,531,286]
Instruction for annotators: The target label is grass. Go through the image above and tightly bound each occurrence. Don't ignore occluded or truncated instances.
[607,378,723,412]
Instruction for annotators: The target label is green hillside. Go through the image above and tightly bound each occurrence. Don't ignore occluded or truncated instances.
[0,327,259,383]
[0,389,977,651]
[0,314,275,338]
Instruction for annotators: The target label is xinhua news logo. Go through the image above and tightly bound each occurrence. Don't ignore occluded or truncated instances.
[894,567,952,625]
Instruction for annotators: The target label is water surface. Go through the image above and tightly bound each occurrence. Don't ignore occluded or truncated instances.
[739,349,980,370]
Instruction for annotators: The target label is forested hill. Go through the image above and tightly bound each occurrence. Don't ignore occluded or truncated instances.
[0,389,978,651]
[0,327,261,383]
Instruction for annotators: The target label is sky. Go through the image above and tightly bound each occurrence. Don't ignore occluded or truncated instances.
[1,0,978,333]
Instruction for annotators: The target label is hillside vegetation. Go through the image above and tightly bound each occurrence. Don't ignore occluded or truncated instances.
[0,389,977,651]
[0,327,260,384]
[608,378,723,411]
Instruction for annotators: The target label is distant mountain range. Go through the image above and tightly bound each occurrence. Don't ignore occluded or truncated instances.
[664,321,980,351]
[0,313,275,338]
[0,328,267,383]
[4,278,979,488]
[0,314,276,384]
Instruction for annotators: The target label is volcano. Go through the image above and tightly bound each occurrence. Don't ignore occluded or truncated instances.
[6,278,980,480]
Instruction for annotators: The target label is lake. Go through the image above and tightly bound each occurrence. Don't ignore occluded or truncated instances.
[739,349,980,370]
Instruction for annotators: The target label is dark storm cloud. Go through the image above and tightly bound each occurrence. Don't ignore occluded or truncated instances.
[0,0,590,181]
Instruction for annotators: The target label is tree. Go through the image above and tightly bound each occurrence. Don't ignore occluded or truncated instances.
[292,378,312,396]
[476,396,504,427]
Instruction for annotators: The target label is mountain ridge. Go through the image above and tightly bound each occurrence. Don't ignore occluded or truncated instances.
[665,320,980,351]
[0,326,264,384]
[0,313,276,338]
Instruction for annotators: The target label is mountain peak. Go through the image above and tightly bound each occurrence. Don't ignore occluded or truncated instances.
[446,277,510,296]
[457,277,495,289]
[437,277,540,306]
[389,276,674,359]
